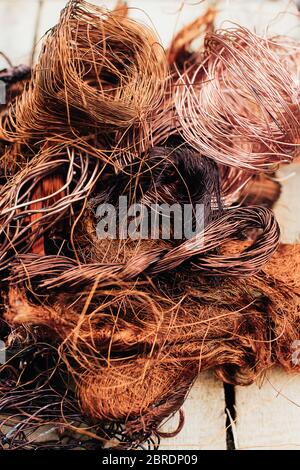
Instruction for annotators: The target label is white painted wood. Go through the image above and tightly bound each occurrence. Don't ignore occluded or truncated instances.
[235,368,300,449]
[0,0,39,69]
[216,0,299,37]
[159,372,226,450]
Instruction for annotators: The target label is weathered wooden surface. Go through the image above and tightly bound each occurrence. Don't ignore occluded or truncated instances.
[0,0,39,69]
[159,373,227,450]
[234,368,300,449]
[0,0,300,450]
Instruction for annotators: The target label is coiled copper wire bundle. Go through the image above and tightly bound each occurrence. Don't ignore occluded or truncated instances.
[0,0,167,166]
[175,27,300,171]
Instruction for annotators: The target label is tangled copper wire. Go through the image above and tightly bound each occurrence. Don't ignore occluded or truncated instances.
[175,28,300,171]
[0,0,300,450]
